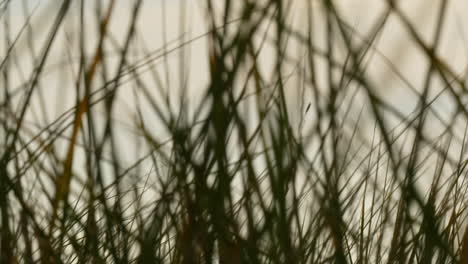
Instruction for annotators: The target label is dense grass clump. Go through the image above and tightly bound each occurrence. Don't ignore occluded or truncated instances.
[0,0,467,263]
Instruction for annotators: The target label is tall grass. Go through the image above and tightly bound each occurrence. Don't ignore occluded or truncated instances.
[0,0,467,263]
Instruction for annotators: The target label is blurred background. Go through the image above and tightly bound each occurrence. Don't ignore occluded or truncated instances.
[1,0,467,262]
[4,0,468,158]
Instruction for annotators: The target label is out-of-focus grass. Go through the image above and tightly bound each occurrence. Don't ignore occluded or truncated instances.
[0,0,467,263]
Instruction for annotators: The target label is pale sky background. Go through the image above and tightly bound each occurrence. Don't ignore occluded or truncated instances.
[3,0,468,188]
[1,0,467,245]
